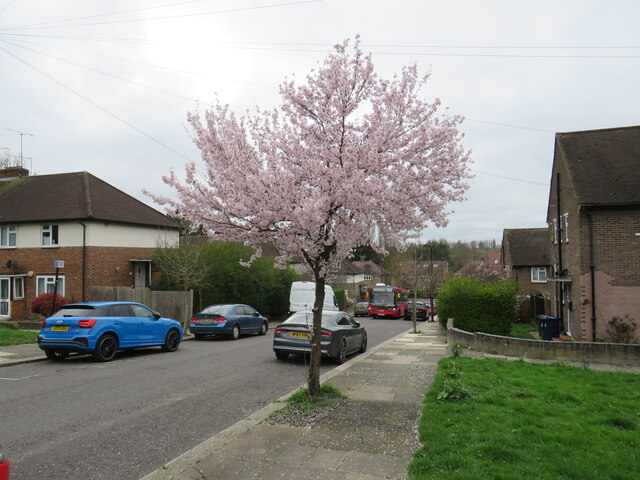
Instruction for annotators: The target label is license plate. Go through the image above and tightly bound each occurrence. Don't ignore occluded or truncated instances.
[200,318,213,323]
[51,326,69,332]
[290,332,308,338]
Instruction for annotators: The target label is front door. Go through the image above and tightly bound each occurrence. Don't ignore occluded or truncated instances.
[0,278,9,316]
[134,262,148,288]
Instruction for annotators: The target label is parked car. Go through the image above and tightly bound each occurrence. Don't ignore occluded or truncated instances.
[0,445,9,480]
[190,304,268,340]
[38,302,183,362]
[273,310,367,364]
[404,299,428,320]
[354,301,369,317]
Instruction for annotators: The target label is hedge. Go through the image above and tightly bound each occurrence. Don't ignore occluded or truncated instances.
[437,276,517,335]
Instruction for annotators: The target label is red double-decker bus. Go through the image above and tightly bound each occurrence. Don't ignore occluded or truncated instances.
[366,284,409,319]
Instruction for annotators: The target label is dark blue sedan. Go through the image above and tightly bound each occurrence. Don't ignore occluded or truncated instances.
[189,304,269,340]
[38,302,183,362]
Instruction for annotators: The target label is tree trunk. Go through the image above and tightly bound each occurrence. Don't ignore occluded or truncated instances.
[308,275,325,398]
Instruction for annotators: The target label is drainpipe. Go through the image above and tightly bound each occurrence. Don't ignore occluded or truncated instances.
[586,211,597,341]
[555,172,564,327]
[79,222,87,301]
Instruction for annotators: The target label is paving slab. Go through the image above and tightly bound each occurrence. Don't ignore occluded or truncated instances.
[140,321,446,480]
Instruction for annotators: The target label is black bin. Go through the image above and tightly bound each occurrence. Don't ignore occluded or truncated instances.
[536,315,561,341]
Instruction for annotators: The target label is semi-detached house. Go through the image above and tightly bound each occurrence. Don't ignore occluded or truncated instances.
[0,167,181,320]
[546,126,640,343]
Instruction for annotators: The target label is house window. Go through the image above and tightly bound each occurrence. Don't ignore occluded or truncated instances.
[531,267,547,283]
[42,225,59,247]
[552,219,558,244]
[563,213,569,243]
[0,226,17,247]
[36,276,65,297]
[363,274,372,281]
[13,277,24,299]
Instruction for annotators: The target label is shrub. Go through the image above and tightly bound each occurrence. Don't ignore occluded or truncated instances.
[334,288,346,310]
[438,276,517,335]
[31,293,69,317]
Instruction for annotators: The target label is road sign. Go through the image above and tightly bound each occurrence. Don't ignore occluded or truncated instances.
[54,260,65,268]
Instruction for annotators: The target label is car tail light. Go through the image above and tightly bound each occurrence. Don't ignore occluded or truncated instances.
[214,316,227,323]
[78,319,97,328]
[42,319,47,328]
[321,330,332,337]
[275,328,287,333]
[190,316,198,323]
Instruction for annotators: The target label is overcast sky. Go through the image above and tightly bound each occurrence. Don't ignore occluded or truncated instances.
[1,0,638,244]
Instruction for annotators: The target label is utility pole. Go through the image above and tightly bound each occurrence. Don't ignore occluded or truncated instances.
[6,128,34,166]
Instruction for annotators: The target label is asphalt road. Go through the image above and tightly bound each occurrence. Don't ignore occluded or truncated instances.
[0,316,413,480]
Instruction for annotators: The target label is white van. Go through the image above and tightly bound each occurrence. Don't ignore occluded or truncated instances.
[288,281,339,314]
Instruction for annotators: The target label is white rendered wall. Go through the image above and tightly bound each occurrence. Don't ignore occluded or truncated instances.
[6,222,179,249]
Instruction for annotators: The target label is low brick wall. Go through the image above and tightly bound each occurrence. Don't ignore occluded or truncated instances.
[446,319,640,367]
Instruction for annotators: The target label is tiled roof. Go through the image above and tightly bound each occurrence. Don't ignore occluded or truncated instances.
[555,125,640,205]
[0,171,180,229]
[502,228,550,266]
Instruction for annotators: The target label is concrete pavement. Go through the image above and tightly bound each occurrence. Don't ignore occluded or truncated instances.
[141,320,447,480]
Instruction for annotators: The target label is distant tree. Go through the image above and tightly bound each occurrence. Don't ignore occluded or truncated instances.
[418,239,451,262]
[148,38,471,397]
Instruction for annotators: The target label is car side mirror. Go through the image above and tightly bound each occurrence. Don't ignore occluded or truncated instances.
[354,321,360,327]
[152,311,161,320]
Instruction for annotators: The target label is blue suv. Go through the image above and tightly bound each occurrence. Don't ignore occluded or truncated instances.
[38,301,183,362]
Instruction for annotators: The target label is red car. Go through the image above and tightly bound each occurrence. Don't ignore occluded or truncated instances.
[0,445,9,480]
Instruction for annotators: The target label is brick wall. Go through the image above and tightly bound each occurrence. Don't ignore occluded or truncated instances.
[0,245,157,317]
[548,146,640,342]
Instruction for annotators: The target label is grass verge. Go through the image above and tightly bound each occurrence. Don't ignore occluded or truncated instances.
[0,324,39,346]
[408,357,639,480]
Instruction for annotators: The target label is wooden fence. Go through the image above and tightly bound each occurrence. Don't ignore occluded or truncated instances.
[89,287,193,330]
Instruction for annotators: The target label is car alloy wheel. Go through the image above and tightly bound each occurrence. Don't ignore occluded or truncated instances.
[359,332,367,353]
[92,334,118,362]
[334,338,347,364]
[258,322,268,335]
[161,329,180,352]
[230,324,240,340]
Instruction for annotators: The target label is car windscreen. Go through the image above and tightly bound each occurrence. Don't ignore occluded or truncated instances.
[284,312,337,326]
[53,305,108,317]
[200,305,231,316]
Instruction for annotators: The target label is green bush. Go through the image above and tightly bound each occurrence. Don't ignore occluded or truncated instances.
[153,241,299,317]
[437,276,517,335]
[334,288,346,310]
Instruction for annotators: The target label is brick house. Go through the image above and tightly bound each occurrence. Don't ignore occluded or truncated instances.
[546,125,640,342]
[334,258,386,302]
[0,168,181,319]
[501,228,552,296]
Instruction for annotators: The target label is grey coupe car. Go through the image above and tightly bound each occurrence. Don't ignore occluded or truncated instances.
[273,310,367,364]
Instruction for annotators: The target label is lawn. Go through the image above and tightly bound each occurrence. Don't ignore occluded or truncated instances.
[509,322,537,339]
[408,357,640,480]
[0,324,39,346]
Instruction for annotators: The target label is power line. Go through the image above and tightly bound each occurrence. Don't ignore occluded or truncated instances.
[0,32,151,45]
[0,0,16,15]
[1,0,208,31]
[1,38,198,102]
[0,44,194,163]
[216,40,640,50]
[215,43,640,59]
[2,35,278,89]
[0,0,323,32]
[472,169,548,186]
